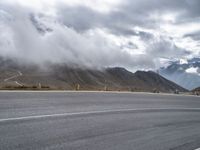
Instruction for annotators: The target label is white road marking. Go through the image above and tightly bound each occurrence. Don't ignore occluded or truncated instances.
[0,108,200,123]
[194,148,200,150]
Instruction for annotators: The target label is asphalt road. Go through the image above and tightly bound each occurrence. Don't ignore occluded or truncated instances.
[0,91,200,150]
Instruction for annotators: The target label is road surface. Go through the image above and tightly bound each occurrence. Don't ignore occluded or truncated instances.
[0,91,200,150]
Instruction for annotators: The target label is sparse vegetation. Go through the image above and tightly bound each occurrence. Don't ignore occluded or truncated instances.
[1,85,51,90]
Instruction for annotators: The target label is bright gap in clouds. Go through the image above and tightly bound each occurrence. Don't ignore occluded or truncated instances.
[4,0,122,13]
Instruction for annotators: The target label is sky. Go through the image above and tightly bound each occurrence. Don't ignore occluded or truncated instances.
[0,0,200,71]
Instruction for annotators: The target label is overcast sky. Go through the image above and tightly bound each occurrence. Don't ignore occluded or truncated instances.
[0,0,200,70]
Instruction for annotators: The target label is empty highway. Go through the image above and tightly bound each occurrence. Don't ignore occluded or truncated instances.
[0,91,200,150]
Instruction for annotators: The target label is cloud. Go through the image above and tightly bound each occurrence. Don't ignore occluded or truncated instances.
[184,31,200,41]
[0,3,142,70]
[0,0,200,71]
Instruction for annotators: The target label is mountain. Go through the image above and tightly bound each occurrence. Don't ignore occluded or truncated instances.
[0,58,187,92]
[160,58,200,90]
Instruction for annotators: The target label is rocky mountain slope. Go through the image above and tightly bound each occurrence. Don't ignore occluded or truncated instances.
[0,58,187,92]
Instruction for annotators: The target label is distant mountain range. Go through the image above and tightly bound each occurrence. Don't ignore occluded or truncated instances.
[0,57,187,92]
[160,58,200,90]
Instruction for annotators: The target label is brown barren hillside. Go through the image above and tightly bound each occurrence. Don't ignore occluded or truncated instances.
[0,58,187,92]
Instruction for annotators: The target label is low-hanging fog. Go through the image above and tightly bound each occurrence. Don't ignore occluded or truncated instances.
[0,0,200,71]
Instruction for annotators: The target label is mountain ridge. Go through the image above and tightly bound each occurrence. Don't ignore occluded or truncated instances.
[0,58,187,92]
[160,58,200,90]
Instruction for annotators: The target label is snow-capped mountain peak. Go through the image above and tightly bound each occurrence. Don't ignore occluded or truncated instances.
[160,58,200,90]
[179,59,188,65]
[185,67,200,76]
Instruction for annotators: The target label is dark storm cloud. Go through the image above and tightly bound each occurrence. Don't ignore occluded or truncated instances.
[56,5,140,37]
[56,0,200,38]
[56,5,103,32]
[147,36,191,58]
[46,0,200,32]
